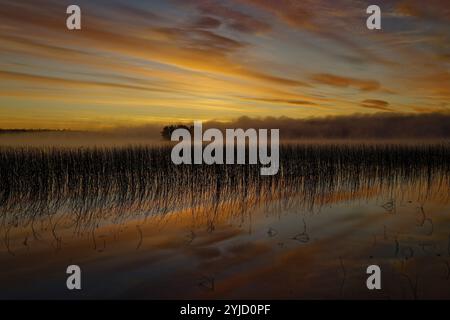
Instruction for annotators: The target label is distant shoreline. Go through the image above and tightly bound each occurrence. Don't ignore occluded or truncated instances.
[0,129,82,135]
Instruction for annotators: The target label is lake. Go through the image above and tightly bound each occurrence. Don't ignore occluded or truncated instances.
[1,142,449,299]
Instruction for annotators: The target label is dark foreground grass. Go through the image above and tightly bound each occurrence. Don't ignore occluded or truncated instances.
[0,143,449,230]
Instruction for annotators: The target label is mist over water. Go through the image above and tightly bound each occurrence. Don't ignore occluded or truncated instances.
[2,113,450,147]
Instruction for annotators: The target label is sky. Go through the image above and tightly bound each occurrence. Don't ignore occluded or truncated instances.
[0,0,449,129]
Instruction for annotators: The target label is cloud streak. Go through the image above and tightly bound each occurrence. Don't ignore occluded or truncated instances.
[360,99,391,111]
[311,74,380,92]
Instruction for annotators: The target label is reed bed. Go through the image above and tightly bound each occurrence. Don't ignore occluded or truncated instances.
[0,143,449,231]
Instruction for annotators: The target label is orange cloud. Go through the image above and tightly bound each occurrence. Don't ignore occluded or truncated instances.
[238,97,318,106]
[311,73,380,92]
[360,99,392,111]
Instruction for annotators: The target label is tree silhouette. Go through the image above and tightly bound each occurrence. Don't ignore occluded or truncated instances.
[161,125,192,140]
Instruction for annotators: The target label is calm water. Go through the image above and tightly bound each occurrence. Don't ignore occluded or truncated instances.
[1,144,449,299]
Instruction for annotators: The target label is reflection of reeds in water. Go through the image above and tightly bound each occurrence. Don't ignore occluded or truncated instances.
[0,143,449,233]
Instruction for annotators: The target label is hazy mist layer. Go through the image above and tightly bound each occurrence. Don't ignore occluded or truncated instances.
[1,113,449,146]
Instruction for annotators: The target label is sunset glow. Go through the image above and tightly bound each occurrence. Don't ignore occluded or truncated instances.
[0,0,449,129]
